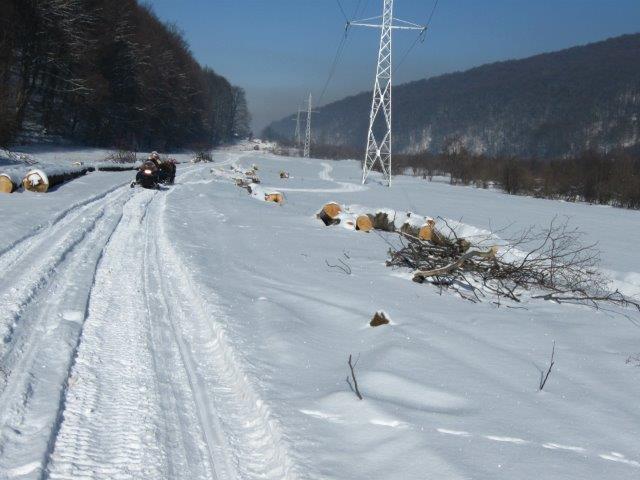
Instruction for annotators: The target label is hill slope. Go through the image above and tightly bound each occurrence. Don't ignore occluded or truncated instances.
[266,33,640,158]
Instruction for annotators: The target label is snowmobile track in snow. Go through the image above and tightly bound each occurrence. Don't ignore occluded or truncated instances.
[0,185,133,478]
[0,164,298,479]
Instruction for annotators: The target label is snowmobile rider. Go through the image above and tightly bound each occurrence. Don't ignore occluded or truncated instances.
[148,151,161,168]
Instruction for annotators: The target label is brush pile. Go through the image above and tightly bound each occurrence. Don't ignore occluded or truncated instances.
[388,217,640,311]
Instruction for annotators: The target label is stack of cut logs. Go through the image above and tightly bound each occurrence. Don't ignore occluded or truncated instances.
[317,201,437,240]
[231,165,284,204]
[0,165,91,194]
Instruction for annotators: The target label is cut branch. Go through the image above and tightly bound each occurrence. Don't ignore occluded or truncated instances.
[539,341,556,391]
[346,354,363,400]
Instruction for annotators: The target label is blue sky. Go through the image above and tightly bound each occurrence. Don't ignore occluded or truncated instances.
[147,0,640,133]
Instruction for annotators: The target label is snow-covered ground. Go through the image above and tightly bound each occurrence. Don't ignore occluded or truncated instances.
[0,147,639,479]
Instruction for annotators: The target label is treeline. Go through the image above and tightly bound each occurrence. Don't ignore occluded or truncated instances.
[0,0,250,150]
[395,148,640,210]
[277,140,640,209]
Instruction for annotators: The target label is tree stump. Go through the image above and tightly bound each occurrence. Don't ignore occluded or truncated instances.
[370,311,390,327]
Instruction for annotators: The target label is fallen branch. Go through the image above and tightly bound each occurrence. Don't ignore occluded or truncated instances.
[346,354,363,400]
[326,256,352,275]
[413,246,498,280]
[539,341,556,391]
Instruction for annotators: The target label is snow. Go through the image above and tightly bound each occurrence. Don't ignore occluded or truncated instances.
[0,146,639,479]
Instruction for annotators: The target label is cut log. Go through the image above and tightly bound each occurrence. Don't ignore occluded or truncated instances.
[235,178,252,188]
[356,215,373,232]
[371,211,395,232]
[265,192,285,204]
[0,173,19,193]
[22,165,90,193]
[418,223,434,241]
[22,169,49,192]
[399,222,420,237]
[317,202,342,226]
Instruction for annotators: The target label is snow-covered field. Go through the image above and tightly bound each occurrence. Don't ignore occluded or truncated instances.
[0,147,639,479]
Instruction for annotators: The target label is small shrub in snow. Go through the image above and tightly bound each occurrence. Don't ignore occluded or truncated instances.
[106,150,137,164]
[193,151,213,163]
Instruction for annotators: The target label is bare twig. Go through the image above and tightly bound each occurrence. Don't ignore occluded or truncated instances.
[326,258,352,275]
[346,354,363,400]
[539,341,556,391]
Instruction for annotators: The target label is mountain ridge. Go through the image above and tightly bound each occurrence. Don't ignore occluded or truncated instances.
[265,33,640,158]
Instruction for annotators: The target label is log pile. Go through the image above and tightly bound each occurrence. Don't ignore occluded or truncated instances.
[21,165,91,193]
[316,202,436,237]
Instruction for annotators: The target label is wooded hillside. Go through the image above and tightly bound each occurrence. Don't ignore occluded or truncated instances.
[265,33,640,158]
[0,0,250,149]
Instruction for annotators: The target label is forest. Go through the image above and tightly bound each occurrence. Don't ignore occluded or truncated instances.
[0,0,250,150]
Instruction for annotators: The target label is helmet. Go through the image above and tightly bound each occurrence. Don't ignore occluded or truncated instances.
[149,151,160,161]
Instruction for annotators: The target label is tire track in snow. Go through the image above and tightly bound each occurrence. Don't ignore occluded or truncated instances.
[0,187,130,347]
[0,187,132,478]
[151,188,300,479]
[45,190,170,480]
[0,180,129,260]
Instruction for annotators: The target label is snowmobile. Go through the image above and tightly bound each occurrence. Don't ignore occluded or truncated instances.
[158,160,176,185]
[131,160,161,189]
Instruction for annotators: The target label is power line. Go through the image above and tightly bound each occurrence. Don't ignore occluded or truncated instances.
[335,0,349,22]
[318,29,350,105]
[393,0,439,74]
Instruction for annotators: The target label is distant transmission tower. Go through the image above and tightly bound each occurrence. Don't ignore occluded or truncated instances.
[293,106,302,148]
[303,93,314,158]
[351,0,426,186]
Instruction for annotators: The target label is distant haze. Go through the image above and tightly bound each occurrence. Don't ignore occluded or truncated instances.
[146,0,640,134]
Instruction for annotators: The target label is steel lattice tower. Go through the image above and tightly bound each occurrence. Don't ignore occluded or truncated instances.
[294,107,302,147]
[351,0,425,186]
[303,93,313,158]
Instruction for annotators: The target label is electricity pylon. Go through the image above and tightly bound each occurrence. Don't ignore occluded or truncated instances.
[293,106,302,147]
[303,93,314,158]
[350,0,426,186]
